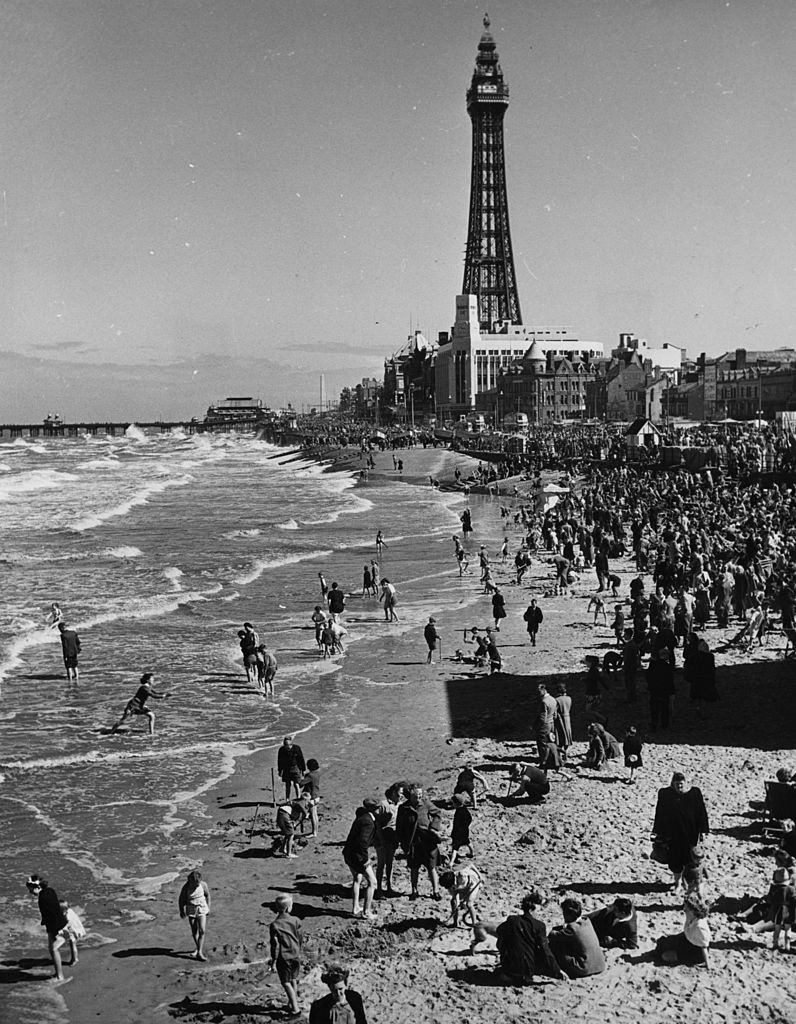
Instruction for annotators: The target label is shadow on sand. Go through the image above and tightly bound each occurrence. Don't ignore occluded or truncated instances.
[443,659,796,750]
[169,995,281,1020]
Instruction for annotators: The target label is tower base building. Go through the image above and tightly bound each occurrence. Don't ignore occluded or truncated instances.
[434,295,602,419]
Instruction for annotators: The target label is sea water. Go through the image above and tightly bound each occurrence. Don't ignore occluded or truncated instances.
[0,430,468,981]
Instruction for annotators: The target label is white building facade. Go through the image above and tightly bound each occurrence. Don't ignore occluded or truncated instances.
[435,295,603,417]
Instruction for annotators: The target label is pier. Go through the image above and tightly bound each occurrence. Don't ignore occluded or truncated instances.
[0,417,265,440]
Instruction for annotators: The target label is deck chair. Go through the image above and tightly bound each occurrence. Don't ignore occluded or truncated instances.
[763,780,796,838]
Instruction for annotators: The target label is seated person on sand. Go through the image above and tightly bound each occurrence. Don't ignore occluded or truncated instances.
[588,897,639,949]
[463,629,489,668]
[583,723,622,769]
[734,853,796,935]
[472,889,563,982]
[508,763,550,803]
[775,767,796,786]
[654,892,711,968]
[548,897,606,979]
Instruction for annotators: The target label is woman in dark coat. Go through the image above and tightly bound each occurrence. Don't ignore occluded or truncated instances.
[494,890,562,984]
[652,772,710,890]
[683,634,718,716]
[491,589,507,630]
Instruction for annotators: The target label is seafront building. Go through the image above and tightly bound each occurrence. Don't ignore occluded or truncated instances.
[435,295,601,420]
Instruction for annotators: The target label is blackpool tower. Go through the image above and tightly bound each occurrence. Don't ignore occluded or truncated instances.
[462,15,522,332]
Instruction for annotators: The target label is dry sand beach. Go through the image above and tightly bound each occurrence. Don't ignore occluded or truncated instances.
[18,447,796,1024]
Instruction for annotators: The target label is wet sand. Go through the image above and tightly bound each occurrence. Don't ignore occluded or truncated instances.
[27,447,796,1024]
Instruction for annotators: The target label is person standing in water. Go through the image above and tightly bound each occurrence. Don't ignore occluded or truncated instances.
[258,643,278,698]
[376,530,387,557]
[58,622,81,681]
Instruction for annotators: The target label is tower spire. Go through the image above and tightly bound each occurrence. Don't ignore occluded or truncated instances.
[462,15,522,331]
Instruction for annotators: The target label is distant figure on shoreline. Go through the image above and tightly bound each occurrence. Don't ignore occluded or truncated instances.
[380,579,398,622]
[328,582,346,623]
[277,735,306,801]
[424,617,441,664]
[376,530,387,557]
[46,602,63,629]
[522,598,540,647]
[57,622,81,681]
[257,643,277,698]
[238,622,260,685]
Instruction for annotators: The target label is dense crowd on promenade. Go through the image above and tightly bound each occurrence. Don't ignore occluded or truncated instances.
[297,413,796,479]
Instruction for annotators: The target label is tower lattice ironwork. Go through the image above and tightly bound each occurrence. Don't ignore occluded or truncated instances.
[462,14,522,331]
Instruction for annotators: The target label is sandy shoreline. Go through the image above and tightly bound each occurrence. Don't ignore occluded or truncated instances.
[13,445,796,1024]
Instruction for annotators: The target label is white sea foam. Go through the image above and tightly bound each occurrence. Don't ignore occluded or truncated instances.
[0,468,80,501]
[78,584,223,631]
[163,566,184,591]
[68,474,192,531]
[300,491,374,526]
[77,457,118,469]
[278,518,299,530]
[8,437,47,452]
[103,546,144,559]
[0,463,10,472]
[223,528,261,539]
[234,548,333,586]
[124,424,148,443]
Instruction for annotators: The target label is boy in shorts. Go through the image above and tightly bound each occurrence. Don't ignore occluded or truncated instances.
[257,644,278,698]
[269,894,302,1018]
[275,795,310,858]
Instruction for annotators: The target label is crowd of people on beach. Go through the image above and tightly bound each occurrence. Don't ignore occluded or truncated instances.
[25,418,796,1018]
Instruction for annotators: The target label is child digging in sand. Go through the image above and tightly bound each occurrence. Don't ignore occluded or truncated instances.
[439,864,483,929]
[59,899,85,965]
[269,894,302,1018]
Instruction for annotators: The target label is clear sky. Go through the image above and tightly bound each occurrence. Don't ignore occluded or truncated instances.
[0,0,794,420]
